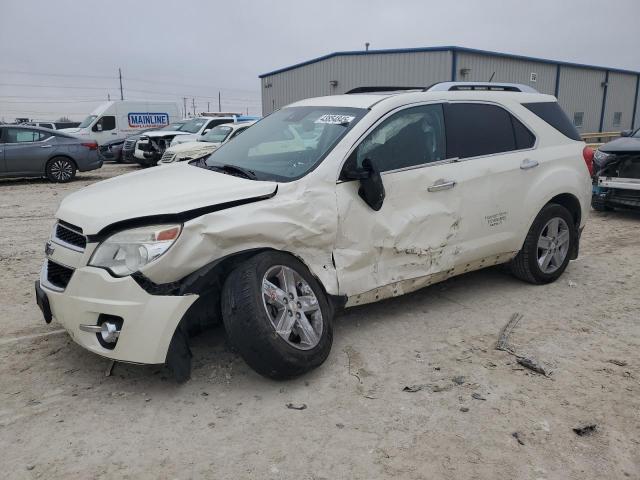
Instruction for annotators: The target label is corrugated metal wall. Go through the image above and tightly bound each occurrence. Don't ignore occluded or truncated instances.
[456,52,556,95]
[602,72,638,131]
[261,49,639,133]
[556,66,606,133]
[262,51,452,114]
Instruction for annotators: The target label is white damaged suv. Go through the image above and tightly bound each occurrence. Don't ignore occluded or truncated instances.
[35,83,592,381]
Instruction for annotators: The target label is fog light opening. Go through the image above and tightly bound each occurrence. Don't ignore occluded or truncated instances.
[95,314,123,350]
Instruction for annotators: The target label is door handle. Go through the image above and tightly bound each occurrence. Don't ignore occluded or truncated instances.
[428,179,456,192]
[40,145,53,148]
[520,158,539,170]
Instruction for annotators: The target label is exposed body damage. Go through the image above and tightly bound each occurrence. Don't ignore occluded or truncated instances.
[592,133,640,210]
[136,133,183,165]
[36,85,592,381]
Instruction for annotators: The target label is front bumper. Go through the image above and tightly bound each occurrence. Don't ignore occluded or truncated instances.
[38,264,198,364]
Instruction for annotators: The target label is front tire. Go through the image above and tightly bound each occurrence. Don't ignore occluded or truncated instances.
[510,203,576,284]
[45,157,76,183]
[221,251,333,379]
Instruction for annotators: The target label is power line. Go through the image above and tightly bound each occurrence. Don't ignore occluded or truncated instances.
[0,82,118,91]
[0,99,106,104]
[0,69,117,80]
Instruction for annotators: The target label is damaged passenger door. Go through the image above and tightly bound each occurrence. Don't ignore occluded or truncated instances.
[334,103,466,300]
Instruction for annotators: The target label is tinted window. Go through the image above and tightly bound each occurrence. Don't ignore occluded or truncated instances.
[522,102,581,141]
[93,116,116,131]
[445,103,516,159]
[511,115,536,149]
[347,104,446,173]
[5,128,48,143]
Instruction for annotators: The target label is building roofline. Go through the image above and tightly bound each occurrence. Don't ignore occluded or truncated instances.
[258,45,640,79]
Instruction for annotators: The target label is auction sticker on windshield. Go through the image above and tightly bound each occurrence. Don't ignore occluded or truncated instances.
[315,114,355,124]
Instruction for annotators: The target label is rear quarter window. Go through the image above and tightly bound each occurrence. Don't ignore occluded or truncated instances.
[522,102,581,141]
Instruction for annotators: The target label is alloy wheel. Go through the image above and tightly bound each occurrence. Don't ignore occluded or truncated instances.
[50,160,74,181]
[537,217,570,274]
[261,265,323,350]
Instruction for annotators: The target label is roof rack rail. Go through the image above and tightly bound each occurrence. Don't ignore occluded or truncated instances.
[345,86,426,94]
[427,82,539,93]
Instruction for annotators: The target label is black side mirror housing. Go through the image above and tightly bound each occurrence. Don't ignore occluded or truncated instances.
[343,158,385,211]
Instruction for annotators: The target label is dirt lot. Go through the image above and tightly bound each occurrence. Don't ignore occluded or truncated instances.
[0,163,638,480]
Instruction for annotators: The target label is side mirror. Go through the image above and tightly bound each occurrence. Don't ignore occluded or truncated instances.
[96,123,103,132]
[620,130,632,137]
[203,129,210,135]
[343,158,385,211]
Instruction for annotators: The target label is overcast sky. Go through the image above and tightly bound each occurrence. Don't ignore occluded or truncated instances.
[1,0,638,121]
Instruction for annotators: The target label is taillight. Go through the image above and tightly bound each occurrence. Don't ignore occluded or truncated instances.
[582,146,594,176]
[82,142,98,151]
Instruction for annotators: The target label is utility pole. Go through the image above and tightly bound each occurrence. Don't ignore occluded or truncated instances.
[118,68,124,100]
[207,101,210,112]
[191,98,196,116]
[108,93,111,101]
[218,91,221,112]
[183,97,187,118]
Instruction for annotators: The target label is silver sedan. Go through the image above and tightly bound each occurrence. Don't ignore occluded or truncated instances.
[0,125,102,182]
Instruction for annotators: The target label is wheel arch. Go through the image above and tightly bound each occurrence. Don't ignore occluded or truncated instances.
[46,154,78,173]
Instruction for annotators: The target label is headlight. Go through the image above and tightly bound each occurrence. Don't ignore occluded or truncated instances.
[89,224,182,276]
[593,149,611,164]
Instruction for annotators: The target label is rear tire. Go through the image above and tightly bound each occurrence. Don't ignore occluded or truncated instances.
[221,251,333,379]
[510,203,576,284]
[45,157,76,183]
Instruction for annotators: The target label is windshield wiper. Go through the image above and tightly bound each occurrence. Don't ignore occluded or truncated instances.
[208,164,257,180]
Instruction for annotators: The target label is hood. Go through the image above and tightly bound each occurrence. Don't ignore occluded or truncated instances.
[600,136,640,154]
[57,163,278,235]
[59,127,82,133]
[172,134,200,144]
[167,141,220,154]
[144,130,189,138]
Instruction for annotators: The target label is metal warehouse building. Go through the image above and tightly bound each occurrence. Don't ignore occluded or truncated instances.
[259,46,640,133]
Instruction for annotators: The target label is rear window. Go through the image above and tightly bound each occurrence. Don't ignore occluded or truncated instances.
[522,102,581,141]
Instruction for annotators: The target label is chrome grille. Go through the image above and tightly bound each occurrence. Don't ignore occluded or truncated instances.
[160,151,176,163]
[123,139,136,150]
[54,221,86,251]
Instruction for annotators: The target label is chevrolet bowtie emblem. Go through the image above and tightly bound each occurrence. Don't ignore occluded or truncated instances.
[45,241,55,257]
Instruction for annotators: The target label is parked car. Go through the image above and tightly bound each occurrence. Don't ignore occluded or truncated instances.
[169,115,259,145]
[59,101,181,146]
[27,121,81,130]
[128,121,187,165]
[158,121,255,165]
[135,115,258,166]
[591,128,640,211]
[98,138,125,163]
[36,83,591,382]
[0,125,101,182]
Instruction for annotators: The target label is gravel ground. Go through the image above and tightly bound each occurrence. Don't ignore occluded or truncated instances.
[0,163,638,480]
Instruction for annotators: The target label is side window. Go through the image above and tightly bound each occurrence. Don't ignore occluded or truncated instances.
[445,103,517,159]
[93,116,116,132]
[349,104,446,173]
[230,127,247,139]
[511,115,535,149]
[5,128,43,143]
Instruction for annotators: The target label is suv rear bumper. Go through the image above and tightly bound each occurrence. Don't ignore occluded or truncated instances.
[38,264,198,364]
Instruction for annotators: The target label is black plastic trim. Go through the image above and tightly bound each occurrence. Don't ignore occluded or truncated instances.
[86,188,278,243]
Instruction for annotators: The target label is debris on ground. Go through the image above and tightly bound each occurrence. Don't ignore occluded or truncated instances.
[573,424,597,436]
[517,357,549,376]
[512,432,525,445]
[471,392,486,401]
[452,375,466,385]
[105,360,115,377]
[608,359,628,367]
[26,465,35,471]
[568,280,577,287]
[460,407,469,413]
[285,403,307,410]
[496,312,523,353]
[403,384,427,393]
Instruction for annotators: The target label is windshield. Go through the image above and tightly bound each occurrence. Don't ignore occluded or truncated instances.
[180,118,208,133]
[161,121,186,131]
[633,129,640,138]
[78,115,97,128]
[200,106,366,181]
[201,125,233,143]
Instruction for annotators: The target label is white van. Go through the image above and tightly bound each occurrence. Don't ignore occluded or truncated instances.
[60,101,181,145]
